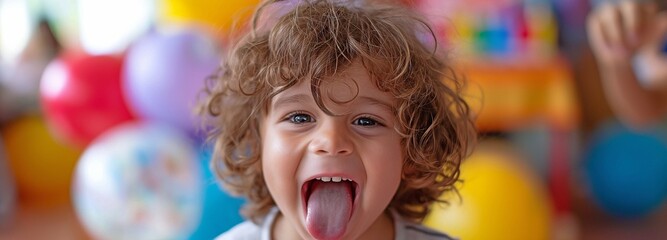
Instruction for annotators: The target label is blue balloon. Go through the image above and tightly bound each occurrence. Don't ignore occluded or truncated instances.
[583,121,667,218]
[188,148,245,240]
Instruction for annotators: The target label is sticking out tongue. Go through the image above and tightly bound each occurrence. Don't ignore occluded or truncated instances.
[305,181,353,240]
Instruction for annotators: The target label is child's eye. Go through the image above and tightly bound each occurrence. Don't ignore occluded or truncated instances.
[353,116,381,126]
[287,112,314,124]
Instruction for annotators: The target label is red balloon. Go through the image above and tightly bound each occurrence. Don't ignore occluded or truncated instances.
[40,53,134,147]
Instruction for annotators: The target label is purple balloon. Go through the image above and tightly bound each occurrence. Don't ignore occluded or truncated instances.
[124,28,220,135]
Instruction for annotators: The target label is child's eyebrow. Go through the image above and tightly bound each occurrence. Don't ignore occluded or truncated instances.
[358,96,395,113]
[272,93,395,113]
[272,94,311,109]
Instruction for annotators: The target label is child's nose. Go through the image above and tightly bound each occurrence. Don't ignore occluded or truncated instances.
[308,121,353,156]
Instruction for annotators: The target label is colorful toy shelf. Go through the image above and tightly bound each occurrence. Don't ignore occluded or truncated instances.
[459,57,579,132]
[408,0,577,132]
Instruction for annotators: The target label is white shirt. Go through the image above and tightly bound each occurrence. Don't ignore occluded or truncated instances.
[215,207,457,240]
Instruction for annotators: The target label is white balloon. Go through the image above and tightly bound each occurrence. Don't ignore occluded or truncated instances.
[73,122,203,240]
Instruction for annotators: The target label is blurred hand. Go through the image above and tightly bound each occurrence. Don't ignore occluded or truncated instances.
[587,1,667,65]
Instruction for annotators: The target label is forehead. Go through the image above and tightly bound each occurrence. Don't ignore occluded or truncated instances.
[270,62,396,111]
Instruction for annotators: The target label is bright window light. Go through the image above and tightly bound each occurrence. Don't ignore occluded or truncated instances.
[0,0,34,64]
[79,0,154,55]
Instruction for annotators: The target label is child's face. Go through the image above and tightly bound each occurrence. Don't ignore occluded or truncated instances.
[260,62,404,239]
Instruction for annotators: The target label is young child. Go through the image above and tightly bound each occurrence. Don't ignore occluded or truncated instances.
[203,0,476,239]
[587,0,667,128]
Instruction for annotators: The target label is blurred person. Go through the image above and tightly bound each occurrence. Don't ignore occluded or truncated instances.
[587,0,667,129]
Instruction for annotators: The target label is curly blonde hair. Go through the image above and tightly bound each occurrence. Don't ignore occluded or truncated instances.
[203,0,476,223]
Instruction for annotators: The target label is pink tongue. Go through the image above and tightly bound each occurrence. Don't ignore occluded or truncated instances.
[306,181,353,240]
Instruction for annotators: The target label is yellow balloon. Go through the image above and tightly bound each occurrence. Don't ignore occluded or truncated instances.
[424,143,552,240]
[1,115,81,205]
[160,0,260,37]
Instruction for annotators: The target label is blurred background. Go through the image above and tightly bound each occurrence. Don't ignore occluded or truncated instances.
[0,0,666,239]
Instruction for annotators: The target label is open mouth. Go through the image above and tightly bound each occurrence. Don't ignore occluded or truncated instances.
[301,176,359,240]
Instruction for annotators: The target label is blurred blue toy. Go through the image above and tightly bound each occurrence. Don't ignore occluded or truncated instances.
[188,148,245,240]
[583,120,667,218]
